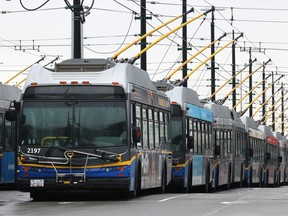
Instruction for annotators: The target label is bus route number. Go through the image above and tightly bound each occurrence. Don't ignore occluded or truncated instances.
[27,148,41,154]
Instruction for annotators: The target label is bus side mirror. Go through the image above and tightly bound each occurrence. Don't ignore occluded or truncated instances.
[266,152,271,161]
[132,126,141,143]
[215,145,220,156]
[278,156,283,163]
[5,109,17,122]
[187,136,194,149]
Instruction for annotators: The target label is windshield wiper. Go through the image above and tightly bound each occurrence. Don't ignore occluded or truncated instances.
[58,147,120,162]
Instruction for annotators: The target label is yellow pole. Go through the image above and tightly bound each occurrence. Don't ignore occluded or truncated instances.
[240,74,284,116]
[129,8,214,64]
[208,58,256,101]
[261,92,288,123]
[271,105,288,126]
[233,74,271,109]
[275,116,288,131]
[165,33,226,81]
[176,34,243,86]
[4,57,44,84]
[252,86,282,118]
[111,8,194,60]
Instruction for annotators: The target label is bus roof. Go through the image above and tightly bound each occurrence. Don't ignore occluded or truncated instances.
[24,59,158,94]
[258,125,273,137]
[0,84,21,109]
[166,86,202,108]
[241,116,259,131]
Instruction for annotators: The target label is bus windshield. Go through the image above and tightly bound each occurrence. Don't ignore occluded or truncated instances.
[171,116,183,152]
[20,101,127,149]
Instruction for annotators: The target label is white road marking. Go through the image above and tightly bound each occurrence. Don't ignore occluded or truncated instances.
[158,194,188,202]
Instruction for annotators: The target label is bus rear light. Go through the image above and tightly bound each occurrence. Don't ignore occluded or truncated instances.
[59,81,67,85]
[71,81,78,84]
[171,101,177,105]
[82,81,90,85]
[118,173,124,177]
[176,167,180,172]
[30,82,38,86]
[24,173,29,177]
[119,166,125,172]
[24,167,29,172]
[112,82,119,85]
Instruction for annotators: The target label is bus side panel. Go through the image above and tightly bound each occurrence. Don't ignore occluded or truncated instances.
[218,160,230,186]
[0,152,15,183]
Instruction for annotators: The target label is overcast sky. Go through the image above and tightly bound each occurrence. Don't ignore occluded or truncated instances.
[1,0,288,116]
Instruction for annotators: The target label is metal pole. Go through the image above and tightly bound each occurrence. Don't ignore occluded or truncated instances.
[72,0,82,58]
[249,47,252,117]
[281,83,284,135]
[210,6,216,101]
[262,63,266,119]
[272,72,275,130]
[182,0,188,87]
[140,0,147,71]
[232,30,236,109]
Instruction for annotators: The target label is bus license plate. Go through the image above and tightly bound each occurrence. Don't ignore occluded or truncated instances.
[30,179,44,187]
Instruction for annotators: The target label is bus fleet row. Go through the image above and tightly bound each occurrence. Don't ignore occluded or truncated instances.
[1,58,287,199]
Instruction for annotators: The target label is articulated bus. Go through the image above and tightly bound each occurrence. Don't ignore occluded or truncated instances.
[0,84,21,185]
[273,131,288,185]
[258,125,280,187]
[166,86,214,192]
[241,116,266,187]
[202,102,246,190]
[6,59,172,199]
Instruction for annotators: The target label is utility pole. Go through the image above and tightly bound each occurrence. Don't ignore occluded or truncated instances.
[262,63,266,119]
[182,0,188,87]
[281,83,284,135]
[72,0,83,58]
[140,0,147,71]
[232,30,236,109]
[249,47,253,117]
[210,6,216,101]
[271,72,275,131]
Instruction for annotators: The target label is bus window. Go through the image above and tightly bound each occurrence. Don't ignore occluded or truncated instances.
[148,109,154,149]
[142,108,149,149]
[159,111,165,143]
[154,111,160,149]
[135,104,142,148]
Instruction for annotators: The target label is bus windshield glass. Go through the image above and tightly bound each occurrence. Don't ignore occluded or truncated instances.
[20,101,127,149]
